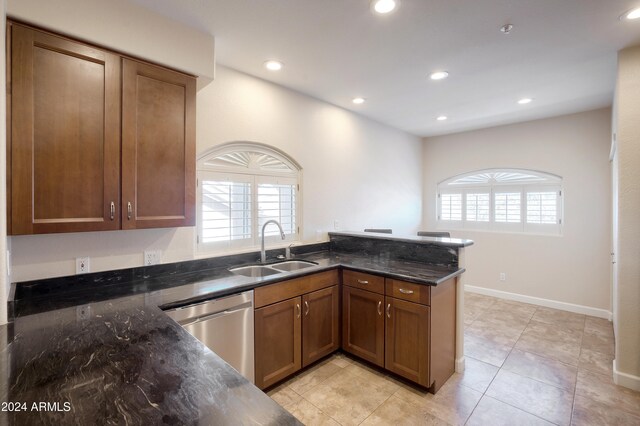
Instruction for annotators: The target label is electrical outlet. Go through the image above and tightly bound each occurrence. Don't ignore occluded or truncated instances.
[144,250,162,266]
[76,257,90,274]
[334,220,341,231]
[499,272,506,281]
[76,304,91,321]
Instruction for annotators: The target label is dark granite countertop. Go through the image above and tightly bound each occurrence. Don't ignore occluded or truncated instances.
[11,250,464,318]
[0,295,300,426]
[3,235,471,425]
[329,231,475,247]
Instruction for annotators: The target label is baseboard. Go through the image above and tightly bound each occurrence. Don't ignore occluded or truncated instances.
[455,357,465,373]
[465,285,612,320]
[613,359,640,391]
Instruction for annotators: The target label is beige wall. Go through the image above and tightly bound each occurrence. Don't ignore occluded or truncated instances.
[613,46,640,389]
[423,109,612,314]
[0,0,7,325]
[9,65,423,282]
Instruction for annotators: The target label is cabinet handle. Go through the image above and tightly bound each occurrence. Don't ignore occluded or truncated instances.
[304,301,309,316]
[398,288,414,295]
[386,303,391,318]
[296,303,301,319]
[110,202,115,221]
[377,301,382,316]
[127,202,132,220]
[357,279,369,285]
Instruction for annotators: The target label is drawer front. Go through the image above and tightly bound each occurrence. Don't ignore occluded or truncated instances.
[385,279,431,305]
[254,269,339,308]
[342,270,385,294]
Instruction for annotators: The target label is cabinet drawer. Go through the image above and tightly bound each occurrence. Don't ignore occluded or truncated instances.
[255,269,339,308]
[385,279,430,305]
[342,270,385,294]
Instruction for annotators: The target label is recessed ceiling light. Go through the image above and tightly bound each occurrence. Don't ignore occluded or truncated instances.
[622,8,640,20]
[518,98,533,105]
[500,24,514,34]
[264,60,283,71]
[352,97,366,104]
[430,71,449,80]
[371,0,398,14]
[436,115,448,121]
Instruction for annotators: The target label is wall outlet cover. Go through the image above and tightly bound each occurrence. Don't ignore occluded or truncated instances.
[144,250,162,266]
[76,257,90,274]
[499,272,506,281]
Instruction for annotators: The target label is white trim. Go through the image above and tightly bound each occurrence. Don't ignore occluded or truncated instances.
[465,285,612,320]
[613,359,640,391]
[455,357,465,373]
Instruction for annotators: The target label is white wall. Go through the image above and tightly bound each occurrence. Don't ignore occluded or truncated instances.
[7,0,215,83]
[613,46,640,390]
[9,65,423,282]
[423,108,612,313]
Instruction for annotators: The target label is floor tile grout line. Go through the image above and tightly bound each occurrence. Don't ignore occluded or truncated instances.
[355,392,396,426]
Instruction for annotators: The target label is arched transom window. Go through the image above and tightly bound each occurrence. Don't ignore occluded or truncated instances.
[437,168,563,235]
[197,142,302,252]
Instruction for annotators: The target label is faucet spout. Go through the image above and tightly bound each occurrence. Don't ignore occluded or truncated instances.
[261,220,286,264]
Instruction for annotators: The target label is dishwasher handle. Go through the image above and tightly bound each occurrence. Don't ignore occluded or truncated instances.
[176,304,250,327]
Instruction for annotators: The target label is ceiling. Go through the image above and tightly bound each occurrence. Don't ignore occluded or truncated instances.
[131,0,640,137]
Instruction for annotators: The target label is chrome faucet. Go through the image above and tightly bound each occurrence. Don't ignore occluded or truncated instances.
[261,220,286,263]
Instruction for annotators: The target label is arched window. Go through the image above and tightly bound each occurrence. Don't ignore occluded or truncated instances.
[437,169,563,235]
[197,142,302,252]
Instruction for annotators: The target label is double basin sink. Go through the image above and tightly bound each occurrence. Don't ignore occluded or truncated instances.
[229,260,318,278]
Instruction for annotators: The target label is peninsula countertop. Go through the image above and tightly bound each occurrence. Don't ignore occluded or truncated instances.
[3,236,472,425]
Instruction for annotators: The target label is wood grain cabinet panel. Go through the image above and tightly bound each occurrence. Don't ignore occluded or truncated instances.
[121,59,196,229]
[342,286,385,367]
[7,21,196,235]
[302,285,340,367]
[9,23,121,234]
[385,297,430,386]
[254,297,302,389]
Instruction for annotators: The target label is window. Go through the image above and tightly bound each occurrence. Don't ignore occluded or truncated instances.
[197,142,302,252]
[437,169,562,235]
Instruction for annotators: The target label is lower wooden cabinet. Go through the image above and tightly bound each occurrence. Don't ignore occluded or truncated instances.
[254,297,302,389]
[254,280,340,389]
[302,286,340,367]
[342,286,385,367]
[385,297,430,386]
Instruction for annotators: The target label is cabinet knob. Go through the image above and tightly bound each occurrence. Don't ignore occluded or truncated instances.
[377,301,382,316]
[398,288,414,295]
[304,301,309,316]
[296,303,301,319]
[110,202,115,221]
[357,279,369,285]
[386,303,391,318]
[127,202,132,220]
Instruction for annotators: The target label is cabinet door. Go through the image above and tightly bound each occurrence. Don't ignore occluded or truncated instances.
[9,24,121,234]
[121,59,196,229]
[254,297,302,389]
[302,285,339,367]
[342,286,384,367]
[385,297,430,386]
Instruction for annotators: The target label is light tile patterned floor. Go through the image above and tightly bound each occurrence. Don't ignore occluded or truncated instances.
[268,292,640,425]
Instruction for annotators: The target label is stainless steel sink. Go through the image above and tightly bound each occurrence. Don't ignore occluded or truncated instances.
[229,265,282,278]
[270,260,318,272]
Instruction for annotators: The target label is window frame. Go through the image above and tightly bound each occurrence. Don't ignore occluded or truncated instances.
[196,142,302,255]
[436,169,563,236]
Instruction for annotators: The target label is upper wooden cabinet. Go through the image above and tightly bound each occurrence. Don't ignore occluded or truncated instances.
[9,23,121,234]
[121,59,195,229]
[7,22,196,235]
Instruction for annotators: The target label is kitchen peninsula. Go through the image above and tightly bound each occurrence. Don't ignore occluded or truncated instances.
[2,232,472,425]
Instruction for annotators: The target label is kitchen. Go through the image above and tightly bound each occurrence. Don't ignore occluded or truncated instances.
[1,0,640,425]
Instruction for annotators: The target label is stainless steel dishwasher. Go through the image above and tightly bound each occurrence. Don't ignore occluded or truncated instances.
[164,290,255,383]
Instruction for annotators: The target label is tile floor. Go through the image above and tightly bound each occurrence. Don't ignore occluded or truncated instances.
[268,292,640,425]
